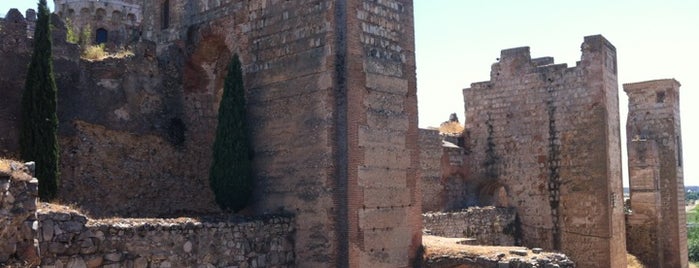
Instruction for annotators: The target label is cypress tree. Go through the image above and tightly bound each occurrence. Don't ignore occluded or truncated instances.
[209,54,253,212]
[20,0,60,201]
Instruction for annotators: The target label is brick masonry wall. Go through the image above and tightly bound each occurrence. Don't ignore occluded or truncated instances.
[625,140,663,267]
[348,0,422,266]
[625,79,687,268]
[419,129,444,212]
[423,207,516,246]
[463,35,626,267]
[2,1,422,266]
[419,128,473,212]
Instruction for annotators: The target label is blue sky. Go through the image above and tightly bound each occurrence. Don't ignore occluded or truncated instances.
[2,1,699,185]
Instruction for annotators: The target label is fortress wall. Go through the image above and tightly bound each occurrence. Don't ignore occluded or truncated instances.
[625,140,664,267]
[420,129,445,212]
[38,210,294,268]
[463,35,626,267]
[625,79,687,268]
[347,0,422,266]
[0,9,33,158]
[423,207,516,246]
[2,1,421,266]
[1,161,294,267]
[419,128,473,212]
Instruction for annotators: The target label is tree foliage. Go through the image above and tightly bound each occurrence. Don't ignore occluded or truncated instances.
[20,0,60,201]
[209,54,253,212]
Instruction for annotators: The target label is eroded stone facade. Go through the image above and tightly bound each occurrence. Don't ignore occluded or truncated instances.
[625,79,688,268]
[423,207,516,246]
[1,0,421,266]
[54,0,142,47]
[463,35,626,268]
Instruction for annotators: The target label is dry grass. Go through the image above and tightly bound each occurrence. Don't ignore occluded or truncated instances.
[82,44,108,60]
[0,158,33,181]
[626,254,645,268]
[439,121,464,135]
[82,45,134,61]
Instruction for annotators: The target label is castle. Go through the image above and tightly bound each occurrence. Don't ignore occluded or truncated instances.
[0,1,688,267]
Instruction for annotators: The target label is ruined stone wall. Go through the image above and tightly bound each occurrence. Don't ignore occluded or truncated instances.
[2,1,421,266]
[0,9,33,157]
[0,160,39,265]
[463,35,626,267]
[625,140,663,268]
[625,79,687,268]
[420,129,444,212]
[0,10,221,217]
[423,207,515,246]
[1,161,294,267]
[54,0,142,47]
[38,208,294,268]
[419,128,473,212]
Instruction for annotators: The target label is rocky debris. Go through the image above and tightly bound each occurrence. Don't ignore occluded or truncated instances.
[423,207,516,246]
[422,235,575,268]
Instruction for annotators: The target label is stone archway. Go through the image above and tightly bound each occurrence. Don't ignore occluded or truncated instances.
[478,181,509,207]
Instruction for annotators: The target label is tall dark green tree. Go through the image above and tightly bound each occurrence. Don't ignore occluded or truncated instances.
[20,0,60,201]
[209,54,253,212]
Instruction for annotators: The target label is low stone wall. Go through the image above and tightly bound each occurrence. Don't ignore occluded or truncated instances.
[1,159,295,267]
[423,207,516,246]
[38,206,295,268]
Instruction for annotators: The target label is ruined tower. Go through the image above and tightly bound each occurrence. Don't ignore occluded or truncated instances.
[53,0,142,46]
[463,35,626,267]
[625,79,688,268]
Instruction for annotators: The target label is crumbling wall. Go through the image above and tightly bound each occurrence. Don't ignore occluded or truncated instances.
[0,160,39,266]
[420,129,444,212]
[625,140,663,268]
[463,35,626,267]
[420,128,473,212]
[54,0,142,48]
[38,208,294,268]
[0,9,33,158]
[423,207,515,246]
[0,160,294,267]
[2,0,422,266]
[625,79,687,268]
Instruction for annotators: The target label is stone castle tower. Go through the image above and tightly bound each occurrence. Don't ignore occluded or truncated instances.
[463,35,627,267]
[53,0,142,46]
[625,79,688,268]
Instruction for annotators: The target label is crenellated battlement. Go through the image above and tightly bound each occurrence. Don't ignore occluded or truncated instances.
[482,35,617,85]
[54,0,141,25]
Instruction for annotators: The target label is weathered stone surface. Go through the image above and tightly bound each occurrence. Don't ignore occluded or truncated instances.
[2,0,421,266]
[0,160,39,266]
[624,79,687,268]
[423,207,516,246]
[37,207,295,267]
[463,35,626,267]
